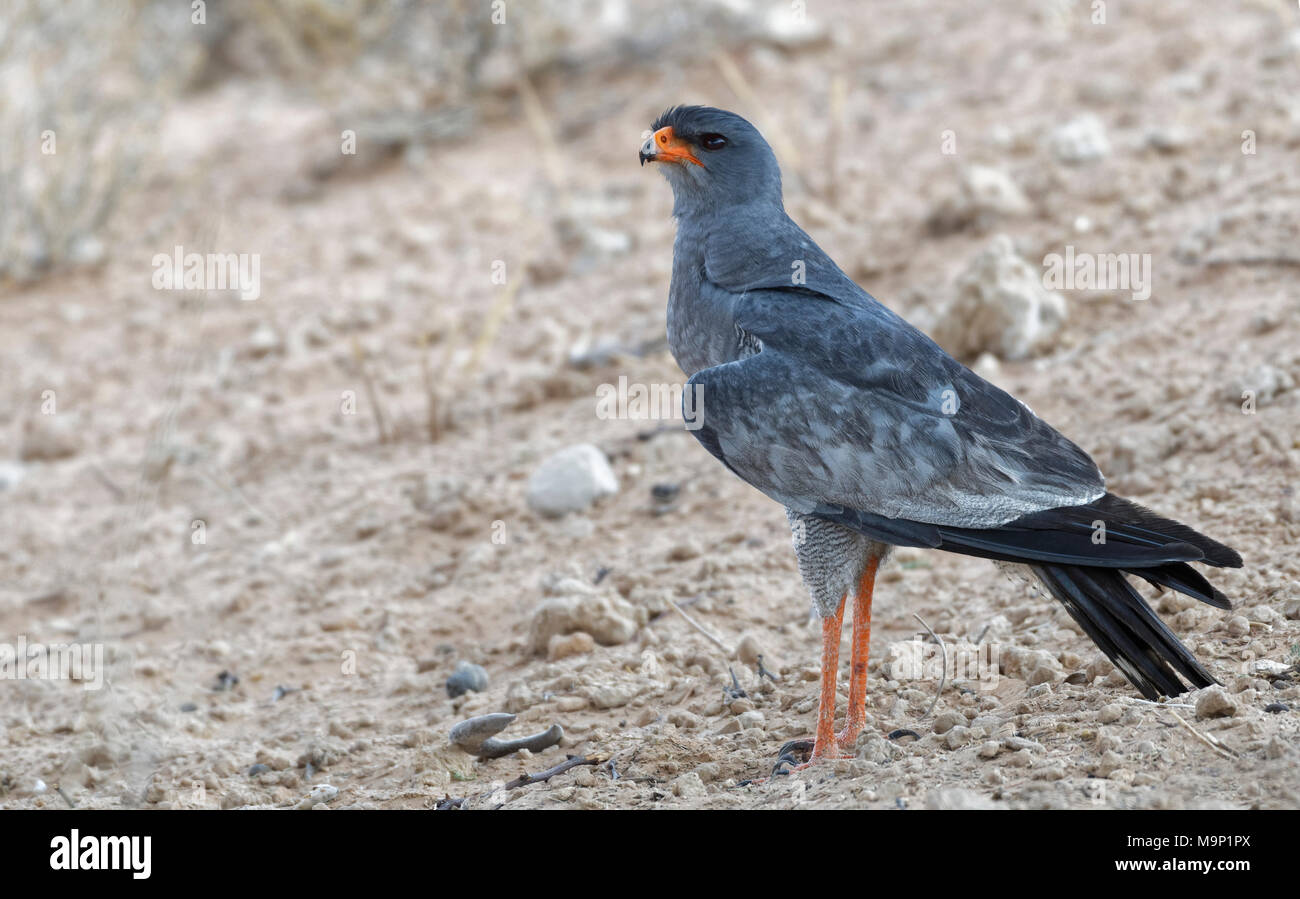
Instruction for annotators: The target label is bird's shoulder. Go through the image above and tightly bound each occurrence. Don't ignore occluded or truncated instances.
[701,207,865,303]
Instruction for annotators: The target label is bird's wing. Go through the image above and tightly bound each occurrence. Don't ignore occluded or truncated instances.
[686,285,1106,531]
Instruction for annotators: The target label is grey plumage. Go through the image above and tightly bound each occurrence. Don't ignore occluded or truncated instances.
[787,510,891,618]
[644,105,1242,700]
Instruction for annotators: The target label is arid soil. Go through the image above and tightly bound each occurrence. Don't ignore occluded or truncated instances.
[2,0,1298,810]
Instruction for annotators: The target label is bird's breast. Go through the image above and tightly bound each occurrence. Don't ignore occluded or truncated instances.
[665,248,745,376]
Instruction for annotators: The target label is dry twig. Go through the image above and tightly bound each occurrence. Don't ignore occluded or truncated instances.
[669,599,733,656]
[913,612,947,719]
[1168,710,1239,759]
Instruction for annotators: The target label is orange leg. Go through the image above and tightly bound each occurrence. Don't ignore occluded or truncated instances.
[837,556,878,750]
[808,597,847,761]
[786,596,848,770]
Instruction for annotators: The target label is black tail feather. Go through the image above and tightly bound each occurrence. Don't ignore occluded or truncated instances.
[1129,561,1232,610]
[929,492,1243,571]
[1014,493,1243,569]
[822,491,1241,699]
[1031,564,1217,699]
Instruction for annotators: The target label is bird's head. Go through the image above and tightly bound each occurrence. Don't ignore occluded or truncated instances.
[639,105,783,214]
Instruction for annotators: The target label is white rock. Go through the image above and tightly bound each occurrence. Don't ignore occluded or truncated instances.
[927,166,1029,234]
[526,443,618,517]
[1227,363,1294,405]
[924,787,997,809]
[1251,659,1291,677]
[296,783,338,809]
[528,592,645,653]
[0,460,25,491]
[1049,115,1111,164]
[1098,703,1123,724]
[583,227,632,257]
[964,165,1030,217]
[1194,685,1238,719]
[971,352,1001,382]
[672,771,708,799]
[1146,127,1191,153]
[68,235,106,266]
[933,235,1067,361]
[933,711,966,735]
[761,5,827,47]
[247,324,282,357]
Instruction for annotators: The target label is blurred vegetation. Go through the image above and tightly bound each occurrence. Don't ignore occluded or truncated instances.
[0,0,777,286]
[0,0,496,284]
[0,1,198,282]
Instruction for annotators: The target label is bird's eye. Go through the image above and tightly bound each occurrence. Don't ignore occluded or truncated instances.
[700,133,728,151]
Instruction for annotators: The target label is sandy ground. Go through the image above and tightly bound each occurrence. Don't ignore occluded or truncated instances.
[2,0,1299,810]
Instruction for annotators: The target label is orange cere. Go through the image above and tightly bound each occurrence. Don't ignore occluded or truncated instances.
[651,126,703,166]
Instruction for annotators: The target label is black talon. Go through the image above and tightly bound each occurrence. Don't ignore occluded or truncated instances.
[778,738,815,757]
[769,738,816,775]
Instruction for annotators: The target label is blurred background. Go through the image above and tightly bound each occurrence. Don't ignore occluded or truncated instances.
[2,0,1298,809]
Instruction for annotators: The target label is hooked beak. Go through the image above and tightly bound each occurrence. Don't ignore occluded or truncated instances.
[639,126,703,167]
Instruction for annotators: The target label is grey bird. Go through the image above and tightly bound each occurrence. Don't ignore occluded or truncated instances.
[639,105,1242,770]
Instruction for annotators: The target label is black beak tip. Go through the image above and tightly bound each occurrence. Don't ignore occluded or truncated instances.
[639,151,651,167]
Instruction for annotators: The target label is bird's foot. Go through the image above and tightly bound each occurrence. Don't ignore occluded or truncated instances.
[835,722,865,754]
[769,737,852,776]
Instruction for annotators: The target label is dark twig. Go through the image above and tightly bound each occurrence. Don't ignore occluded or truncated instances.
[89,464,125,500]
[724,666,747,701]
[435,753,609,808]
[503,754,603,791]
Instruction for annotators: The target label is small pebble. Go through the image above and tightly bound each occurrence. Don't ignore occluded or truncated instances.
[666,541,700,562]
[526,443,618,517]
[445,661,489,698]
[547,631,595,661]
[933,711,966,735]
[736,633,765,668]
[1194,685,1238,719]
[1098,703,1123,724]
[945,725,972,750]
[650,483,680,503]
[672,772,707,799]
[296,783,338,809]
